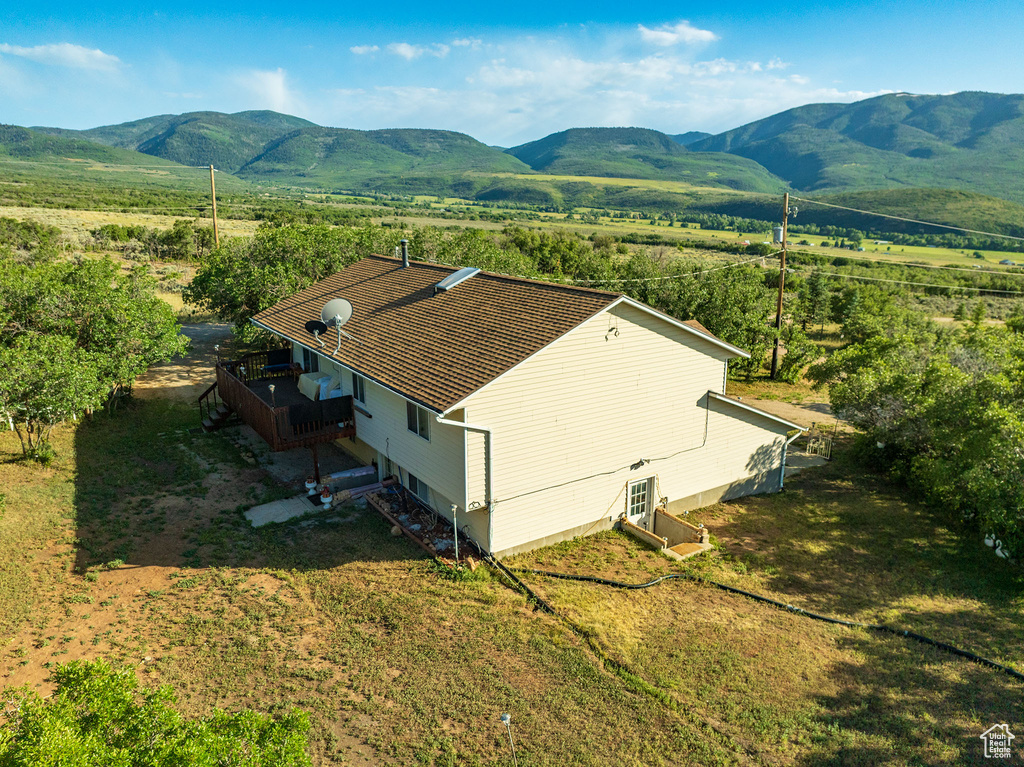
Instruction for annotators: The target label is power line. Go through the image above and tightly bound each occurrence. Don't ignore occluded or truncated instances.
[790,195,1024,243]
[790,265,1024,295]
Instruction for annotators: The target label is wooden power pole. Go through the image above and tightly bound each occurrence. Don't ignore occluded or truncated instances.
[209,165,220,247]
[770,192,789,380]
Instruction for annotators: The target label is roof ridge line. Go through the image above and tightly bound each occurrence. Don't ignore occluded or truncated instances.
[370,254,623,300]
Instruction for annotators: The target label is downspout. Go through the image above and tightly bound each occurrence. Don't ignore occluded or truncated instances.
[779,431,804,490]
[435,415,494,553]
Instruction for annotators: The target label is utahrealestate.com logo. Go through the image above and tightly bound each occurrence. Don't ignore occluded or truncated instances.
[980,724,1015,759]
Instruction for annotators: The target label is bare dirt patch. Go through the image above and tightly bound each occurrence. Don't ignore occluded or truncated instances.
[133,323,235,403]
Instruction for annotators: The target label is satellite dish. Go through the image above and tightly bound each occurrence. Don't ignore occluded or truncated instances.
[304,320,328,336]
[321,298,353,327]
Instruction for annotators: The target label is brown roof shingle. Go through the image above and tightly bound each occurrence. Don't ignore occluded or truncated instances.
[252,256,620,412]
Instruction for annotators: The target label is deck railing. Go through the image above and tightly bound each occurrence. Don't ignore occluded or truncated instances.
[215,355,355,451]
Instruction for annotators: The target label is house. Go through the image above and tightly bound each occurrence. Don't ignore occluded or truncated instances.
[212,251,802,558]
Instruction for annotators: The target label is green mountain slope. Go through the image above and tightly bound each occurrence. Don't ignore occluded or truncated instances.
[0,124,251,210]
[0,124,182,165]
[505,127,786,193]
[237,127,533,190]
[34,111,317,173]
[670,131,712,146]
[690,91,1024,201]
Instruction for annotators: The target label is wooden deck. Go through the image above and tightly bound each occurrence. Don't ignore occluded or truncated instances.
[211,352,356,451]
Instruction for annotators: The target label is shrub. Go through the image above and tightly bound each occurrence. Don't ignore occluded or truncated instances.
[0,659,311,766]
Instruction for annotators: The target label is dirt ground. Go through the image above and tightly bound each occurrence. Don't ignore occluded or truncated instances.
[731,396,837,431]
[134,323,235,403]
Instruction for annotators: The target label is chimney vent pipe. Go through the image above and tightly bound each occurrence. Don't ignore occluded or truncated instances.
[401,239,409,267]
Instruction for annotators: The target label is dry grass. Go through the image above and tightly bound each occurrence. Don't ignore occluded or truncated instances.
[508,448,1023,766]
[1,365,1020,765]
[0,205,259,247]
[0,403,742,765]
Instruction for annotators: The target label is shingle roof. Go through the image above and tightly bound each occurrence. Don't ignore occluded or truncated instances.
[253,255,743,412]
[252,256,619,412]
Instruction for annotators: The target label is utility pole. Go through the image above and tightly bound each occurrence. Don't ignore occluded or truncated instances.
[209,165,220,247]
[770,192,789,380]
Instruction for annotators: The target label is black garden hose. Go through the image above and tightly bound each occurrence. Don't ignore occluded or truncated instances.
[511,567,1024,683]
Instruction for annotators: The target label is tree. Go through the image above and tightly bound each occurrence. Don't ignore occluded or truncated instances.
[0,257,188,409]
[662,263,777,379]
[0,335,107,460]
[795,269,831,335]
[186,223,401,343]
[0,255,187,459]
[810,323,1024,556]
[776,323,819,383]
[0,659,311,766]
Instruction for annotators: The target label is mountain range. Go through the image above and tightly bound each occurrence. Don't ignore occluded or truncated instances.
[10,90,1024,209]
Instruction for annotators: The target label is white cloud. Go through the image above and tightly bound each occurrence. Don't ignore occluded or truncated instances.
[0,42,121,71]
[451,38,483,50]
[325,33,892,147]
[235,67,304,114]
[387,42,450,60]
[350,45,379,55]
[638,21,718,47]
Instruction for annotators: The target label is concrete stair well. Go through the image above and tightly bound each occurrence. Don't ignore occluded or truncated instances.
[620,509,712,561]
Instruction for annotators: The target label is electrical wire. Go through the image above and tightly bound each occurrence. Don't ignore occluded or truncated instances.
[789,195,1024,243]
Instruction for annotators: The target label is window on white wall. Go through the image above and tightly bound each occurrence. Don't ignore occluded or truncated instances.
[352,373,366,403]
[406,402,430,440]
[407,473,430,502]
[302,347,319,373]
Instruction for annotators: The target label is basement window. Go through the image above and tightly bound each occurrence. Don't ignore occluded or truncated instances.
[407,402,430,441]
[407,473,430,503]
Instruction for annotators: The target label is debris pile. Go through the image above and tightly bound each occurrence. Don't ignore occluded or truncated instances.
[366,486,476,563]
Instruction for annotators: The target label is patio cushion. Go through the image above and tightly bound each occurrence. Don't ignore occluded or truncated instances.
[320,375,341,400]
[297,372,324,401]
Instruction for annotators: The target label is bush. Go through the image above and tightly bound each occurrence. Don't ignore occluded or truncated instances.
[0,659,311,766]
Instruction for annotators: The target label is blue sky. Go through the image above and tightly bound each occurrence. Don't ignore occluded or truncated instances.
[3,1,1023,146]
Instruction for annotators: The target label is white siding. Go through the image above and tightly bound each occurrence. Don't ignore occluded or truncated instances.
[294,348,468,520]
[460,304,791,554]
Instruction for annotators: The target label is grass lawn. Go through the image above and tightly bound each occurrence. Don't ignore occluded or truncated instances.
[509,446,1023,765]
[2,400,1021,765]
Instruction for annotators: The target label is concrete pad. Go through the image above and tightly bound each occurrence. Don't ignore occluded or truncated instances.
[229,426,363,486]
[665,542,713,561]
[785,453,829,478]
[245,496,323,527]
[788,453,829,469]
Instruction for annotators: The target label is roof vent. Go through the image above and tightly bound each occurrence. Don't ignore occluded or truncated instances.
[434,267,480,294]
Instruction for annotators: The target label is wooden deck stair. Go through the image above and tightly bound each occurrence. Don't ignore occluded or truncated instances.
[199,381,234,433]
[202,402,234,432]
